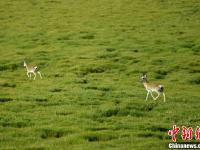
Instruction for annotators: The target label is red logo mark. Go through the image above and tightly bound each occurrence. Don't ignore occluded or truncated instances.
[181,126,193,140]
[168,125,180,142]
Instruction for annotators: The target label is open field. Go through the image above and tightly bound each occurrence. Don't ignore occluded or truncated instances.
[0,0,200,149]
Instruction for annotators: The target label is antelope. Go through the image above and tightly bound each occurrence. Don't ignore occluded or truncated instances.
[141,74,165,102]
[24,61,42,80]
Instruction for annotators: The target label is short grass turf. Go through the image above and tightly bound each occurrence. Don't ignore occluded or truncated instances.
[0,0,200,149]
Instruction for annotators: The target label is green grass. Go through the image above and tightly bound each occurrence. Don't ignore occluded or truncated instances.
[0,0,200,149]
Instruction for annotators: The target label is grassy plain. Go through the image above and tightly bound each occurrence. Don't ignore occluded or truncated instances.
[0,0,200,149]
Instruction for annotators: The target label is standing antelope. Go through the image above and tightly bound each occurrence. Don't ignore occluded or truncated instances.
[141,74,165,102]
[24,61,42,80]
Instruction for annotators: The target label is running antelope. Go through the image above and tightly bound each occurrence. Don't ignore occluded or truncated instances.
[24,61,42,80]
[141,74,165,102]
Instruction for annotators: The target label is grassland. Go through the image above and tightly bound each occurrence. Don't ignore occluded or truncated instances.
[0,0,200,149]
